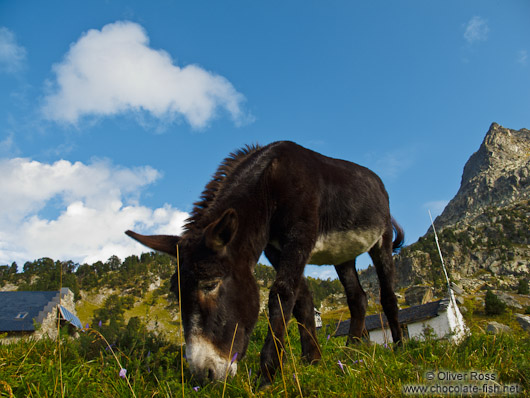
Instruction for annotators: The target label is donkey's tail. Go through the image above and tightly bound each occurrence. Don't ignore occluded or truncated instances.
[391,217,405,253]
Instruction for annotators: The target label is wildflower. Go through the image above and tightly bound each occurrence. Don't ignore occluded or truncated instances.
[338,360,344,373]
[193,386,200,392]
[98,320,102,328]
[326,334,330,341]
[231,352,238,364]
[248,368,252,378]
[119,368,127,379]
[105,343,116,351]
[353,359,364,364]
[85,323,90,329]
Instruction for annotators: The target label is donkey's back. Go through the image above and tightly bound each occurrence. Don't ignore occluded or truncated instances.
[262,141,400,266]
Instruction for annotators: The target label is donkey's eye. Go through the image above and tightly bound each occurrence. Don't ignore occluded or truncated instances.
[199,279,221,293]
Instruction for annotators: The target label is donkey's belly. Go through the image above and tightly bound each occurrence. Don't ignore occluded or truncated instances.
[308,229,382,266]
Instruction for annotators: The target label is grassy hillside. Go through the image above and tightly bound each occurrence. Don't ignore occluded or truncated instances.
[2,255,529,396]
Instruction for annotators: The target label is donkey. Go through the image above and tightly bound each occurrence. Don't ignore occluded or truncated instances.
[126,141,404,383]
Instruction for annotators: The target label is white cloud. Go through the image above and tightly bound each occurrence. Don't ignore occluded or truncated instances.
[41,21,250,129]
[0,132,18,156]
[0,27,27,73]
[463,16,489,44]
[304,265,337,280]
[0,158,188,266]
[517,50,528,66]
[363,146,417,180]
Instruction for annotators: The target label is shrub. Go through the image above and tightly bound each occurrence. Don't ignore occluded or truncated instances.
[517,278,529,295]
[484,290,507,315]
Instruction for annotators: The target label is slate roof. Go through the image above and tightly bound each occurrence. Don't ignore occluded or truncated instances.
[0,288,80,332]
[334,298,450,337]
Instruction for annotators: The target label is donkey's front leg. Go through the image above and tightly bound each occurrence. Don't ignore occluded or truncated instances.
[260,255,307,384]
[292,278,321,363]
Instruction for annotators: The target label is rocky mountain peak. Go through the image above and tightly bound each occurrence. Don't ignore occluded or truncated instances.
[360,123,530,298]
[434,123,530,230]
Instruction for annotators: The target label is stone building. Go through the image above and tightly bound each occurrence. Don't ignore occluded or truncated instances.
[0,287,82,343]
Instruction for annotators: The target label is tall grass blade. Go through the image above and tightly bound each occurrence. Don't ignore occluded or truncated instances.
[222,322,239,398]
[277,294,303,397]
[176,243,185,398]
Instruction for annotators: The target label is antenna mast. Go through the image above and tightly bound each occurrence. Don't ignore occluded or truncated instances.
[428,210,451,293]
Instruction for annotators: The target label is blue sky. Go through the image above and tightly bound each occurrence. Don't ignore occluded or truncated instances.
[1,1,529,279]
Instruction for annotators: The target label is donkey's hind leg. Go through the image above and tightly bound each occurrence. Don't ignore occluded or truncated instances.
[264,245,321,363]
[369,231,403,345]
[335,259,368,344]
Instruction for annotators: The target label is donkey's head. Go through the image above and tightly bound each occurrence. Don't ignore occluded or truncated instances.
[125,209,260,381]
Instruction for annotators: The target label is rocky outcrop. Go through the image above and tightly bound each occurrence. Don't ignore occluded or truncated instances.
[516,314,530,332]
[404,285,434,306]
[486,321,511,335]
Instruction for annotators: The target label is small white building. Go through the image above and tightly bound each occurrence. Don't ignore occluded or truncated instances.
[314,308,322,328]
[335,292,468,344]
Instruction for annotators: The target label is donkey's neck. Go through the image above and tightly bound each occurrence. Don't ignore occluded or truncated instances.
[235,202,272,266]
[187,143,277,265]
[185,144,262,230]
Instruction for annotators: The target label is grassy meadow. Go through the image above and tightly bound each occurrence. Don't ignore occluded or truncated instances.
[1,312,529,398]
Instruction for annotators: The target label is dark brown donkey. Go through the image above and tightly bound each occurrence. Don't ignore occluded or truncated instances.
[126,141,404,383]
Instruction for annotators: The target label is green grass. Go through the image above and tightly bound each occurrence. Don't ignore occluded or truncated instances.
[1,315,529,398]
[75,300,100,325]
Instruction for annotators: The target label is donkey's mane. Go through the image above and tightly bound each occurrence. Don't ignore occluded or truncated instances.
[184,144,262,231]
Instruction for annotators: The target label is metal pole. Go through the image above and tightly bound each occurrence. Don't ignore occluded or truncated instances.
[428,210,451,293]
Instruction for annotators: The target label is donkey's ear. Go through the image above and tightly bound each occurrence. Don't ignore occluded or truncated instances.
[205,208,238,252]
[125,230,180,257]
